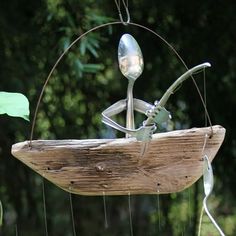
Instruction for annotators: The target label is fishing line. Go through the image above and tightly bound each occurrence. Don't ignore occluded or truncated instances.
[156,190,161,233]
[187,188,192,229]
[15,224,18,236]
[42,180,49,236]
[128,192,134,236]
[103,192,108,229]
[197,205,204,236]
[69,193,77,236]
[203,67,207,127]
[197,65,208,236]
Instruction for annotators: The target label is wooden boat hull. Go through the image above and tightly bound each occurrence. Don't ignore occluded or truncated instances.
[11,125,225,196]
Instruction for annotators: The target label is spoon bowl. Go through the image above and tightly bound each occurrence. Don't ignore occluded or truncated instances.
[118,34,144,81]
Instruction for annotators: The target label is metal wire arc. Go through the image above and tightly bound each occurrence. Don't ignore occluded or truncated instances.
[29,21,121,144]
[30,21,213,144]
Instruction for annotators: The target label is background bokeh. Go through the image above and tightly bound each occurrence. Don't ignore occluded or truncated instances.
[0,0,236,235]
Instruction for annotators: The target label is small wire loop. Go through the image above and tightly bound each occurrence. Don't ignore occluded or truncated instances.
[114,0,130,25]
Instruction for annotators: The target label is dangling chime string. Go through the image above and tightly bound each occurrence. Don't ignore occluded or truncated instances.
[203,67,207,127]
[197,133,209,236]
[188,188,192,227]
[42,180,49,236]
[198,204,204,236]
[156,190,161,233]
[69,193,77,236]
[103,192,108,229]
[197,66,208,236]
[128,192,134,236]
[15,224,18,236]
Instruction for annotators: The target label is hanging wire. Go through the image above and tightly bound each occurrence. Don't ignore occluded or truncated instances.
[114,0,130,25]
[156,191,161,233]
[203,67,207,127]
[69,193,77,236]
[103,192,108,229]
[198,204,204,236]
[188,188,192,227]
[128,192,134,236]
[15,224,18,236]
[197,134,209,236]
[42,180,49,236]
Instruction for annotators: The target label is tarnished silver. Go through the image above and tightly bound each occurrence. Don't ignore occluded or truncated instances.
[118,34,144,137]
[102,99,156,141]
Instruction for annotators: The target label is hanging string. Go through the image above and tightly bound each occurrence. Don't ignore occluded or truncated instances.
[197,204,204,236]
[103,192,108,229]
[15,224,18,236]
[197,134,209,236]
[128,192,134,236]
[114,0,130,25]
[203,67,207,127]
[156,190,161,233]
[188,188,192,227]
[69,193,77,236]
[42,180,49,236]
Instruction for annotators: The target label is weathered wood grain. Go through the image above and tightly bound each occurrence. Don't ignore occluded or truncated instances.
[11,125,225,196]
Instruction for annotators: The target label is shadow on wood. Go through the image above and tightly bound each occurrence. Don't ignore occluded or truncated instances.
[11,125,225,196]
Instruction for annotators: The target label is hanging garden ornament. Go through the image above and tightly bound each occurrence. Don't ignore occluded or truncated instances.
[11,1,226,196]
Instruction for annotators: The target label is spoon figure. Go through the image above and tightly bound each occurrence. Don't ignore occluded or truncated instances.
[102,33,210,143]
[118,34,144,136]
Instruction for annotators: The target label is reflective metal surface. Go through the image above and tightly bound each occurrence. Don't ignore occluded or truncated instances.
[118,34,144,135]
[118,34,144,80]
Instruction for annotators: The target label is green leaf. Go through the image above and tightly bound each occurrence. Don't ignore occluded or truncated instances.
[0,92,30,121]
[0,200,2,226]
[87,43,99,58]
[80,38,87,56]
[83,64,104,73]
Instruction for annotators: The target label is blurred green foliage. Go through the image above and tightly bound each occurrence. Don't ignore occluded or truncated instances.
[0,92,30,121]
[0,0,236,235]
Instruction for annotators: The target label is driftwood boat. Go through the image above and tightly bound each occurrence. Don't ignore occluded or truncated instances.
[11,34,224,196]
[11,125,225,196]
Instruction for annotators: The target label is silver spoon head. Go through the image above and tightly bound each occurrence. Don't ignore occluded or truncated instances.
[203,155,214,197]
[118,34,144,81]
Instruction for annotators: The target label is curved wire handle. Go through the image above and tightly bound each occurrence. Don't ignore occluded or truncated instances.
[29,21,213,144]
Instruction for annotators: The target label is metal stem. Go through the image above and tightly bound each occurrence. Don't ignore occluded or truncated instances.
[145,62,211,126]
[126,80,135,137]
[203,196,225,236]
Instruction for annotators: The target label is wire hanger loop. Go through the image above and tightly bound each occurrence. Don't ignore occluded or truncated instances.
[114,0,130,25]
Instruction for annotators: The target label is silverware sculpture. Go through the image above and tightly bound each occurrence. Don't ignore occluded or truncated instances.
[102,33,211,141]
